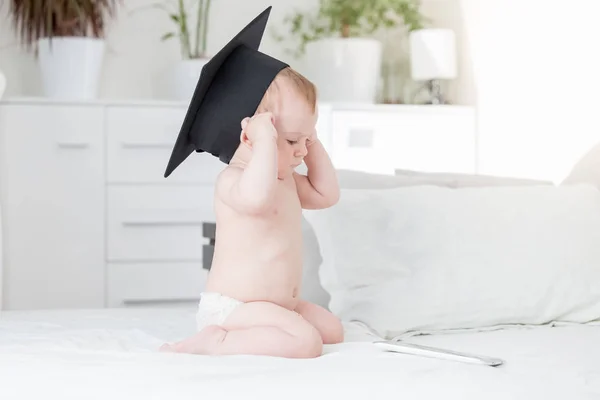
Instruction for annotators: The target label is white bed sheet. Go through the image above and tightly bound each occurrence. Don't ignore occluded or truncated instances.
[1,306,599,400]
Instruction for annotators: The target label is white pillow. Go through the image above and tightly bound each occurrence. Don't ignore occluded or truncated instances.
[562,141,600,189]
[304,184,600,338]
[301,168,549,310]
[302,169,416,309]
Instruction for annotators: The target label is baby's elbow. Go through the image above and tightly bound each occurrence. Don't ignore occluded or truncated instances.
[329,188,340,206]
[312,191,339,210]
[322,188,340,209]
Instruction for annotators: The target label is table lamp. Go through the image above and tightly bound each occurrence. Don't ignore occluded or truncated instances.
[409,28,457,104]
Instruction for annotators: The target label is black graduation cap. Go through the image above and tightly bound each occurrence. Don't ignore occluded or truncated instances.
[164,6,289,178]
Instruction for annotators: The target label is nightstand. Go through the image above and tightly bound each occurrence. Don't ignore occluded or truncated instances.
[0,99,476,310]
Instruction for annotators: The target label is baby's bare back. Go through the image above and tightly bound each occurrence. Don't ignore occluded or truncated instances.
[205,176,304,311]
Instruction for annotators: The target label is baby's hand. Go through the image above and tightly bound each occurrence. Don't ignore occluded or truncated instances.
[241,112,277,144]
[306,132,317,147]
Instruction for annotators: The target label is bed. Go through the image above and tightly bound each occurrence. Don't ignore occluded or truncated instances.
[3,159,600,399]
[1,306,599,399]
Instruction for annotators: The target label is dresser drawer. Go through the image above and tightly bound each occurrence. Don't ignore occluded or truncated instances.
[330,106,476,174]
[107,262,206,307]
[106,106,224,184]
[107,185,215,261]
[387,107,476,174]
[329,110,398,174]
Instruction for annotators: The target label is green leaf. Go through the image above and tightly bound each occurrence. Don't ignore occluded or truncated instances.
[161,32,176,41]
[273,0,426,56]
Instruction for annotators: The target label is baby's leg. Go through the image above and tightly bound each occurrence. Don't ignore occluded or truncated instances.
[163,301,323,358]
[294,300,344,345]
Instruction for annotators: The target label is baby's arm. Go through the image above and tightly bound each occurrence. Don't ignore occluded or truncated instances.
[293,137,340,210]
[218,113,278,215]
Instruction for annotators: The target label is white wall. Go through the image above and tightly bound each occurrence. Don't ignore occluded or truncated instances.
[8,0,596,183]
[0,0,466,102]
[0,0,309,99]
[459,0,600,182]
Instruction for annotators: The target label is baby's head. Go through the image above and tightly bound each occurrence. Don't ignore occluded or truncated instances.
[250,67,318,178]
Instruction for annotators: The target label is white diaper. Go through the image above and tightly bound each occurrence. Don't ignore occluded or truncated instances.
[196,292,243,331]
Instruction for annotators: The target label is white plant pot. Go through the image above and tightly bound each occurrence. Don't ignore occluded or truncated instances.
[37,37,105,100]
[303,38,383,103]
[167,58,211,102]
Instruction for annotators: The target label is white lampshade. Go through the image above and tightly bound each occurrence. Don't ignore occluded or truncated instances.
[409,28,457,81]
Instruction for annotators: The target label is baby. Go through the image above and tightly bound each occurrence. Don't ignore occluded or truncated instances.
[161,67,344,358]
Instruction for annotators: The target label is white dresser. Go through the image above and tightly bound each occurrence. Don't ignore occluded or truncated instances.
[0,99,476,310]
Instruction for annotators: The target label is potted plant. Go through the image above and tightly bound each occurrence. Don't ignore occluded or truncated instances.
[8,0,121,100]
[153,0,213,101]
[275,0,426,103]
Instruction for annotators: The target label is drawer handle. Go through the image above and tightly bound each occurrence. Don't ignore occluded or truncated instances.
[347,129,374,148]
[122,220,204,227]
[56,141,90,149]
[121,141,172,149]
[122,298,200,306]
[121,210,207,227]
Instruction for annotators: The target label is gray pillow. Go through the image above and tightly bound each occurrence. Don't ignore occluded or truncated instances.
[394,168,552,187]
[301,217,329,308]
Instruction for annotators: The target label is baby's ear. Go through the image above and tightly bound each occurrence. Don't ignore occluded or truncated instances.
[240,129,252,148]
[239,117,251,147]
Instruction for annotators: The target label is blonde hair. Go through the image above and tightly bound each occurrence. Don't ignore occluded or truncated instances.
[257,67,317,114]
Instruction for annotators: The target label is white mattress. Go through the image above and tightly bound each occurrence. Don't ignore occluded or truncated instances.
[1,306,599,399]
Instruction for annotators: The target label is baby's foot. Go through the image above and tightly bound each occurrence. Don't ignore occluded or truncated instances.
[159,325,226,355]
[159,343,174,352]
